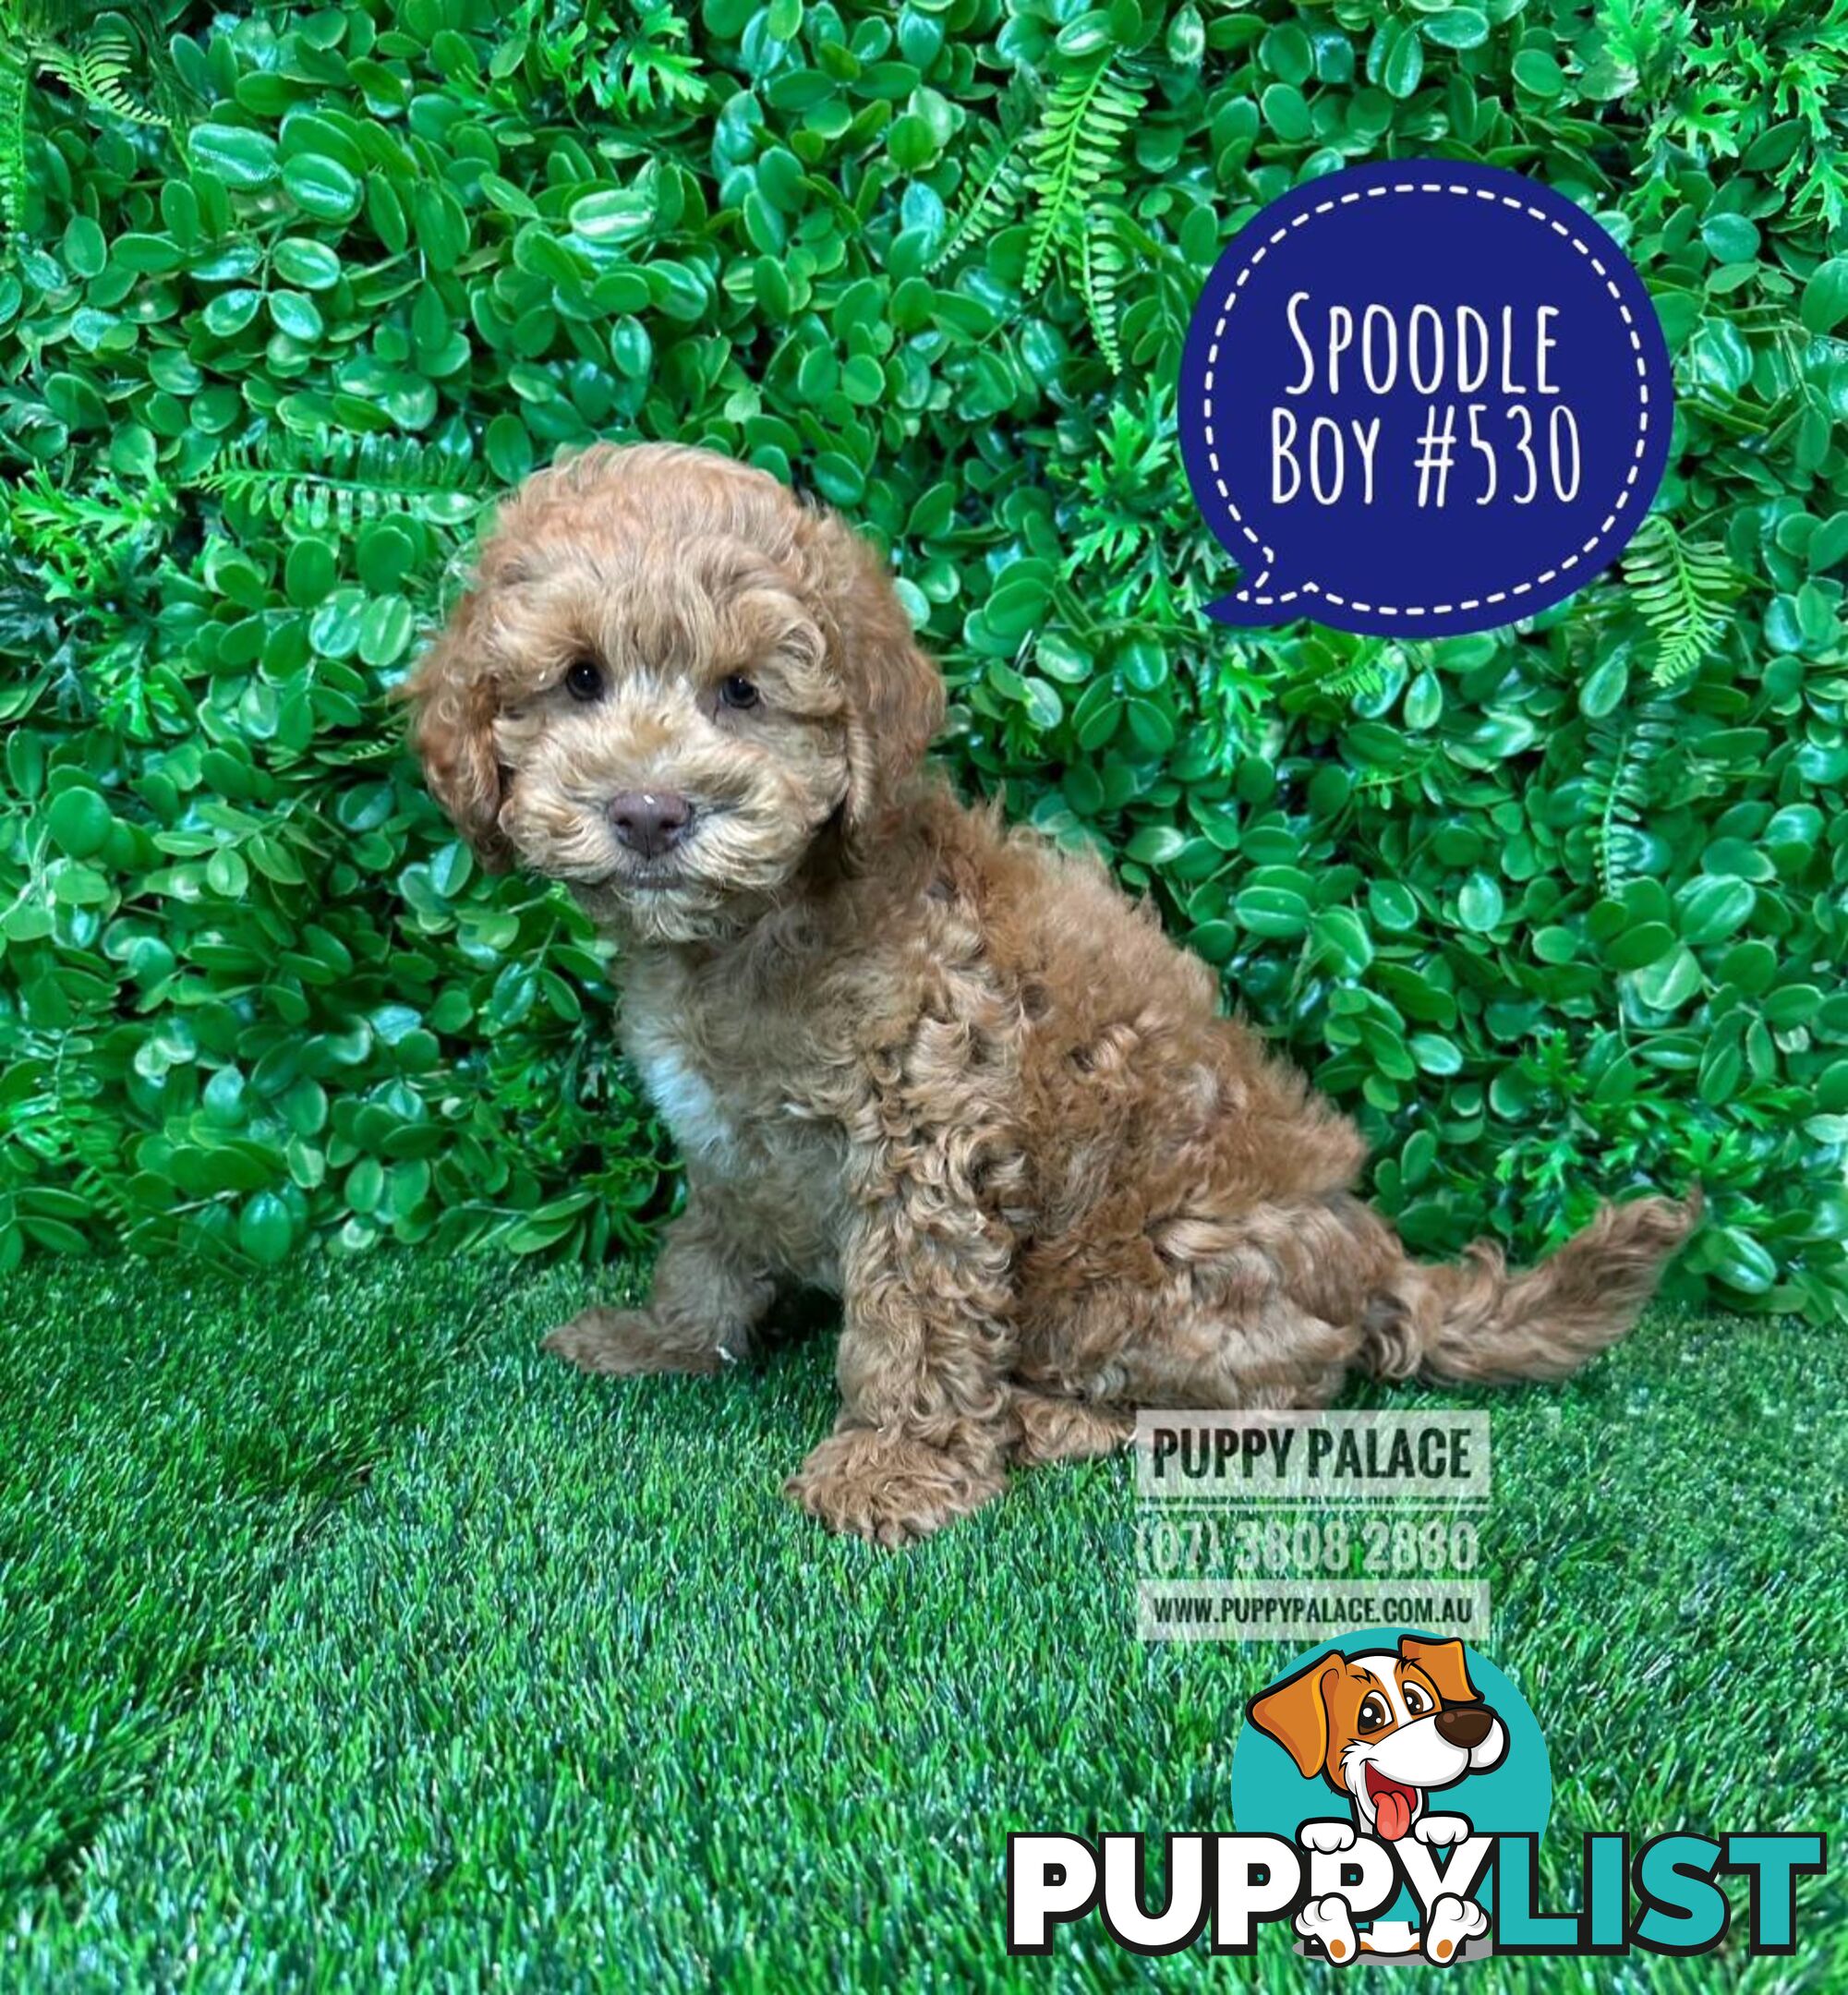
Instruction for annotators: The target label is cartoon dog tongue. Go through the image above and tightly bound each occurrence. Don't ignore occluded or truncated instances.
[1369,1772,1418,1841]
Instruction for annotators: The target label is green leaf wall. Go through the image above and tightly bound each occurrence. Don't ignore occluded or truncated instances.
[2,0,1844,1319]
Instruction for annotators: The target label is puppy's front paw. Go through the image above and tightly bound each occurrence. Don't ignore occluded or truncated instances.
[540,1308,720,1377]
[785,1429,1005,1546]
[1414,1812,1471,1847]
[1299,1819,1359,1855]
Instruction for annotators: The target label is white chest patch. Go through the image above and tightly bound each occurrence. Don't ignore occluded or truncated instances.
[628,1037,739,1164]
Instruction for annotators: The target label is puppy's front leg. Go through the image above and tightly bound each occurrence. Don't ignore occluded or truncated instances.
[787,1143,1015,1545]
[543,1195,771,1378]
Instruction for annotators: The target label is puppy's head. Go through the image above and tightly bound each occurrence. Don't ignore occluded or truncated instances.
[401,441,943,942]
[1247,1636,1507,1843]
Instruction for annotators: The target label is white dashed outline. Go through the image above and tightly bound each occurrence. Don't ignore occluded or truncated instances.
[1202,181,1652,617]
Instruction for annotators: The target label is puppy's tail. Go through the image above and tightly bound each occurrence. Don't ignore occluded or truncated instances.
[1357,1190,1702,1385]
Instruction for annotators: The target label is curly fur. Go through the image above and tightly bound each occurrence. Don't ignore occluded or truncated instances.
[402,442,1698,1545]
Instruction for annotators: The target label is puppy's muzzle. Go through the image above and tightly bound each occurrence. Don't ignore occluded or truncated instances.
[1434,1704,1496,1749]
[608,790,694,858]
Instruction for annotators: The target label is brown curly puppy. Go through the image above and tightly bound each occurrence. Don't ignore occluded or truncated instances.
[404,441,1697,1546]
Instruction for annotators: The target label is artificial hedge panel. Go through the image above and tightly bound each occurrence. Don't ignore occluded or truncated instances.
[1,0,1844,1319]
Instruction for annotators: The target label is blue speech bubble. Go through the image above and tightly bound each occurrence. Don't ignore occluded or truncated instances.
[1179,161,1673,636]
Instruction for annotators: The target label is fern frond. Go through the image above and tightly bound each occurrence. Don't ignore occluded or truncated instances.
[1078,206,1130,371]
[1283,637,1392,704]
[615,3,707,112]
[0,38,27,240]
[1623,514,1742,686]
[1022,54,1148,292]
[196,433,491,531]
[1317,657,1390,703]
[36,28,168,126]
[928,120,1025,274]
[0,1033,115,1203]
[6,466,174,539]
[2,469,174,606]
[1585,697,1678,893]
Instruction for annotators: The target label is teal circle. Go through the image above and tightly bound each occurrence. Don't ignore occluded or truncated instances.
[1230,1626,1551,1925]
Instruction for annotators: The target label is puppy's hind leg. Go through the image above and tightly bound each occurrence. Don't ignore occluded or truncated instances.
[1109,1201,1379,1410]
[1113,1288,1359,1412]
[542,1196,773,1378]
[1009,1390,1135,1467]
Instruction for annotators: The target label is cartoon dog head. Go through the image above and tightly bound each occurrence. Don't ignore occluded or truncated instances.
[1248,1636,1507,1843]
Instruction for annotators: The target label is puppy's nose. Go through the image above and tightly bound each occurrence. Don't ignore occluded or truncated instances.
[1435,1704,1495,1749]
[607,790,693,858]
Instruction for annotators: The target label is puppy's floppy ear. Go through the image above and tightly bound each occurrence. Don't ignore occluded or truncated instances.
[1399,1637,1480,1706]
[396,591,512,869]
[1248,1656,1339,1782]
[844,618,943,856]
[802,508,944,863]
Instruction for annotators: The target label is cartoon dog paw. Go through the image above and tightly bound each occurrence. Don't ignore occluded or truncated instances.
[1298,1819,1359,1855]
[1423,1893,1490,1963]
[1296,1894,1360,1964]
[1414,1813,1472,1847]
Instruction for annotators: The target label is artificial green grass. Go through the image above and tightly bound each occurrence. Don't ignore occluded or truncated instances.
[0,1255,511,1899]
[3,1256,1842,1992]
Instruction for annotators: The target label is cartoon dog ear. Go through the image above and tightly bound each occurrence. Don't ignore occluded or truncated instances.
[1399,1637,1480,1706]
[1248,1658,1339,1781]
[396,591,512,870]
[800,507,944,864]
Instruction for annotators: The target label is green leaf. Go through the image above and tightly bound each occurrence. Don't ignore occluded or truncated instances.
[1704,1227,1778,1296]
[238,1191,294,1266]
[269,291,324,343]
[1368,883,1420,933]
[283,154,363,224]
[64,215,108,278]
[1455,873,1504,933]
[1420,9,1488,50]
[1375,19,1424,97]
[203,290,263,336]
[358,597,416,668]
[1604,922,1675,972]
[1511,49,1564,97]
[1313,907,1373,976]
[1125,826,1185,864]
[47,789,114,859]
[810,454,864,505]
[1630,945,1703,1011]
[1236,886,1310,937]
[272,238,342,290]
[1675,877,1756,947]
[1800,258,1848,334]
[570,189,655,242]
[190,125,280,189]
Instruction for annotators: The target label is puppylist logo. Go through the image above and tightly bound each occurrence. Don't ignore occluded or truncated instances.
[1007,1630,1825,1964]
[1242,1632,1514,1963]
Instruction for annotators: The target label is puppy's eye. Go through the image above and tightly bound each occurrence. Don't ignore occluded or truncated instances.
[719,673,760,710]
[564,658,604,703]
[1358,1694,1392,1732]
[1404,1685,1431,1715]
